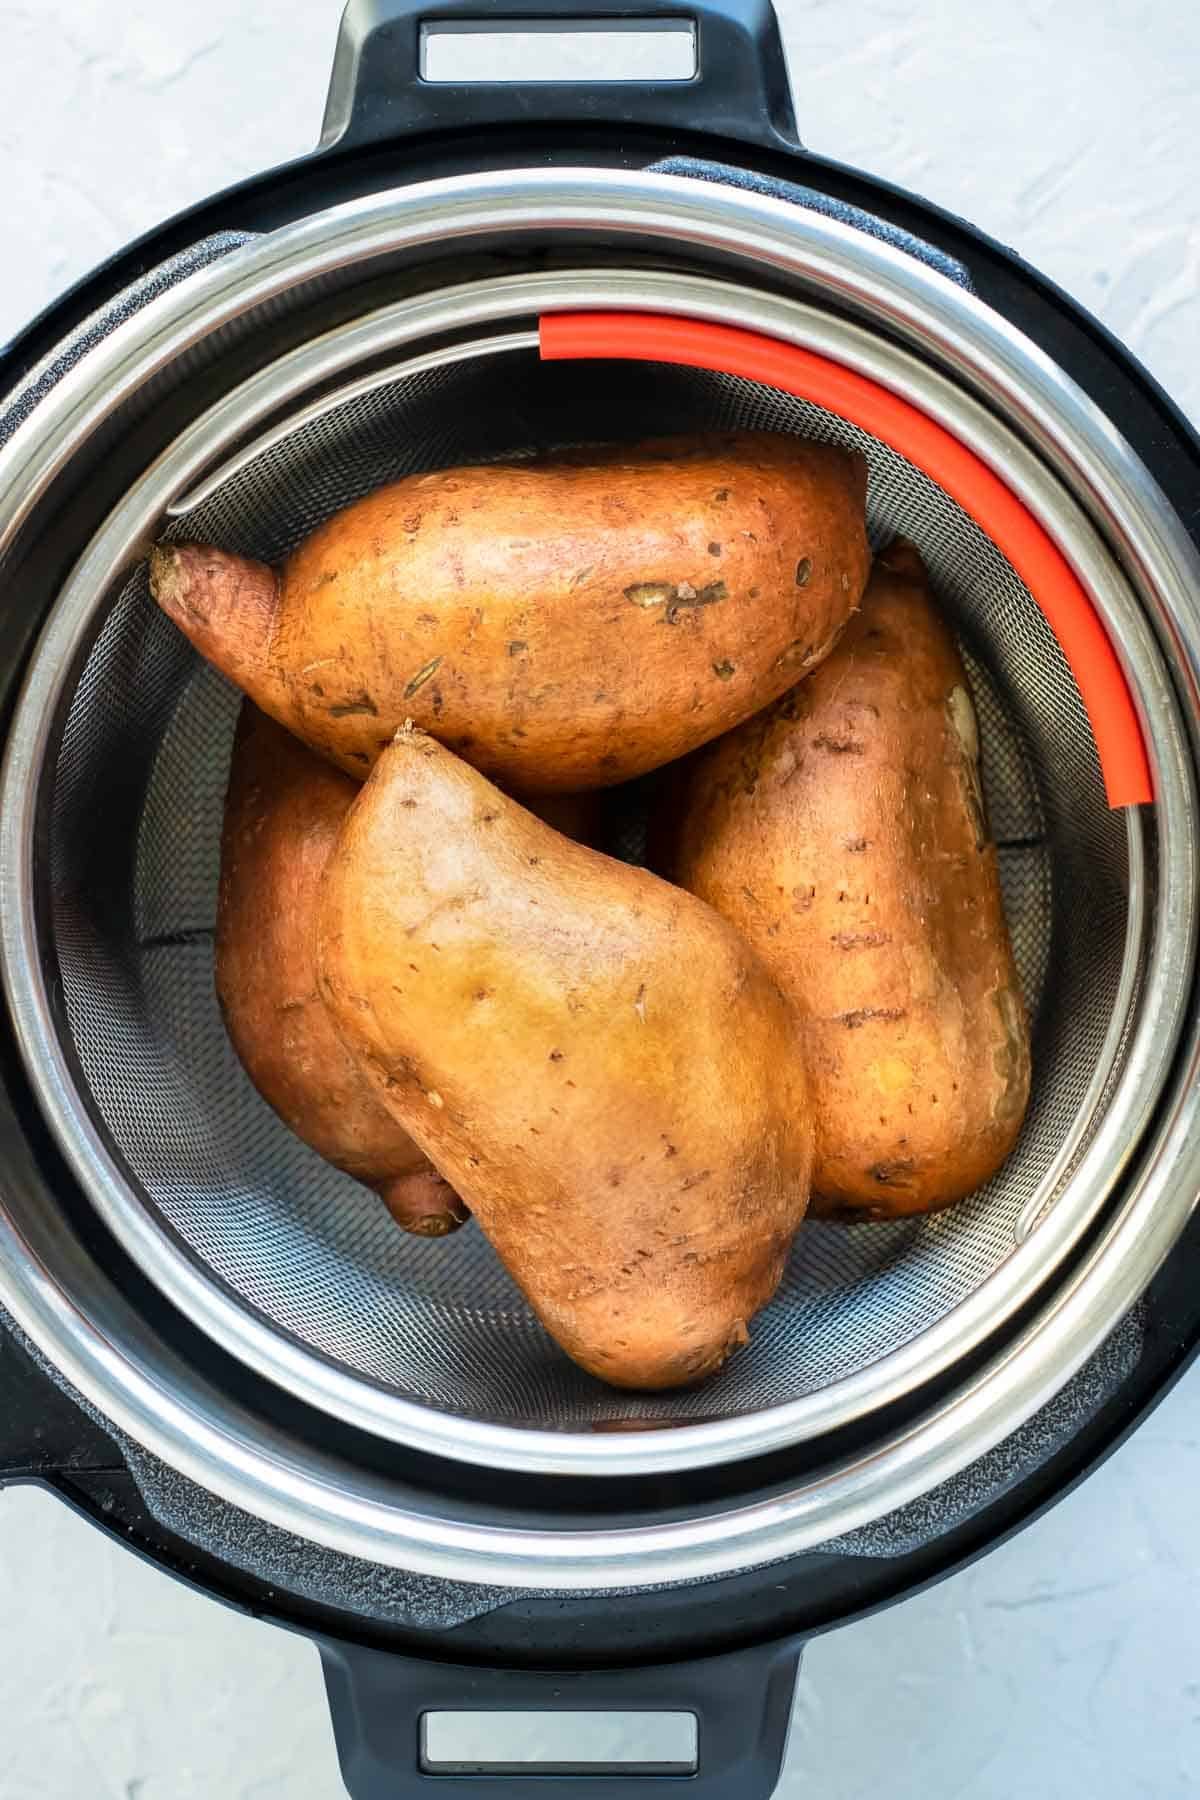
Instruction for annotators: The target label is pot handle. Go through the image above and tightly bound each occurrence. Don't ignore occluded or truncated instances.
[319,1634,803,1800]
[319,0,800,157]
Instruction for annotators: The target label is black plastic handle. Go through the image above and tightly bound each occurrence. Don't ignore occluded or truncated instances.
[320,1634,803,1799]
[320,0,800,157]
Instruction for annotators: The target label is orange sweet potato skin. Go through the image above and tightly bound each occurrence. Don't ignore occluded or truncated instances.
[316,729,814,1390]
[152,432,869,792]
[660,541,1031,1219]
[215,704,468,1236]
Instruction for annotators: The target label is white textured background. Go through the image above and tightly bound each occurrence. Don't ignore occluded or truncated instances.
[2,1,1199,1795]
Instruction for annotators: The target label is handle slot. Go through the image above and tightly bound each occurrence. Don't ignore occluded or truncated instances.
[420,19,698,84]
[420,1711,698,1776]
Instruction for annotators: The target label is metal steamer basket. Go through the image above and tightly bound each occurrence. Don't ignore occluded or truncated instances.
[1,5,1199,1797]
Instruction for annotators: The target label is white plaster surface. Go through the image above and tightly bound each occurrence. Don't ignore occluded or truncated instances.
[1,1,1199,1793]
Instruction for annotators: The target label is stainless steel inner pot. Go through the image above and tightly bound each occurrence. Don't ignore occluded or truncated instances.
[1,173,1197,1575]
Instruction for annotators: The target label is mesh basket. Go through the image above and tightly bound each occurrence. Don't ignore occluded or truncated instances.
[41,346,1138,1432]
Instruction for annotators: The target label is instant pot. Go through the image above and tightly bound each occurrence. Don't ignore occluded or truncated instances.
[2,3,1199,1795]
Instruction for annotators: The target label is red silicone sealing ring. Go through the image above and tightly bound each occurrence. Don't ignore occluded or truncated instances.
[539,311,1151,810]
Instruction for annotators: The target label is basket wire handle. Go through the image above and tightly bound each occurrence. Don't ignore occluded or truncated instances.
[540,310,1151,810]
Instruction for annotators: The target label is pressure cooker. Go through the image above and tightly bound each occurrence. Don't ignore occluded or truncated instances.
[2,3,1199,1795]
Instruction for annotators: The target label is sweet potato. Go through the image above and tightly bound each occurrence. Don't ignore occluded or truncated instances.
[150,432,869,792]
[659,541,1031,1219]
[316,727,814,1390]
[216,704,469,1236]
